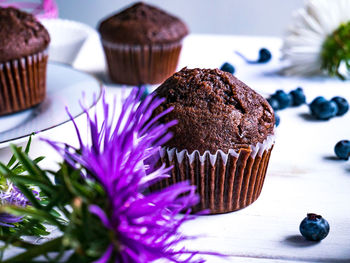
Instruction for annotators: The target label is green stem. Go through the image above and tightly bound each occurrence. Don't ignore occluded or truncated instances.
[0,236,35,249]
[2,237,63,262]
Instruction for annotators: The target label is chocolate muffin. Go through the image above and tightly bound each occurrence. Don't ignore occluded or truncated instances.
[151,68,275,214]
[98,2,188,85]
[0,7,50,115]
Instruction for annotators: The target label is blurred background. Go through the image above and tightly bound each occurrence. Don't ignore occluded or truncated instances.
[56,0,304,36]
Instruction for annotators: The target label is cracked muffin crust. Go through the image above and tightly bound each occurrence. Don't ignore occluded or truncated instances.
[153,67,275,154]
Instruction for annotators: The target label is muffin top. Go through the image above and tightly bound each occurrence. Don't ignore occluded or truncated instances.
[153,68,275,154]
[98,2,188,45]
[0,7,50,62]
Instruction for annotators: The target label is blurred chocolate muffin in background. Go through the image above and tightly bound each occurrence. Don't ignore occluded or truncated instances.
[98,2,188,85]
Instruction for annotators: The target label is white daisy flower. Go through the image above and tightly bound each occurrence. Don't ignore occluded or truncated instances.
[282,0,350,79]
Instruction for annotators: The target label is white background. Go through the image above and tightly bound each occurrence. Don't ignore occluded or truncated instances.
[57,0,304,36]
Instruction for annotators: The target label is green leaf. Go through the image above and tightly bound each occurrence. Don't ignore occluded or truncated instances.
[7,138,38,170]
[11,146,52,186]
[50,209,62,218]
[24,135,32,155]
[33,156,45,164]
[2,206,64,230]
[30,226,50,236]
[6,153,17,169]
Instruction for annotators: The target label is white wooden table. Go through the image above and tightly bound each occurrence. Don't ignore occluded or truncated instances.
[1,33,350,263]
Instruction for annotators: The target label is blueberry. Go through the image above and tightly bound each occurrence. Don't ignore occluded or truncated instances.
[309,96,327,115]
[220,62,235,74]
[235,48,271,64]
[257,48,272,63]
[299,213,330,241]
[267,97,280,111]
[275,114,280,127]
[271,90,292,110]
[334,140,350,160]
[331,96,349,116]
[312,100,338,120]
[290,87,306,106]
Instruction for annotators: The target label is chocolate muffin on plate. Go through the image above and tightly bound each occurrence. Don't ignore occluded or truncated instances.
[98,2,188,85]
[0,7,50,116]
[151,68,275,214]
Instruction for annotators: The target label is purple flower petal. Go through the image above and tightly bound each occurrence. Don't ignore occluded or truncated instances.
[89,205,111,229]
[92,244,113,263]
[46,87,211,262]
[0,213,22,227]
[0,183,30,226]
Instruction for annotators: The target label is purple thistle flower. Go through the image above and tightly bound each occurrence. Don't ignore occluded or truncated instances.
[0,184,28,227]
[44,88,209,263]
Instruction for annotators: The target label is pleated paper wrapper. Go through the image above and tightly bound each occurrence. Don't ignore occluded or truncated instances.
[0,51,48,116]
[150,135,275,214]
[101,40,183,85]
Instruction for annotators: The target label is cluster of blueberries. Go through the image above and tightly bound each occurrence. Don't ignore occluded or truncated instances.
[267,88,306,109]
[266,88,306,126]
[266,88,350,162]
[267,88,350,126]
[309,96,349,120]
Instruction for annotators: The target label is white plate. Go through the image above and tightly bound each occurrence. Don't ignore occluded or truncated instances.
[0,63,102,147]
[40,18,96,65]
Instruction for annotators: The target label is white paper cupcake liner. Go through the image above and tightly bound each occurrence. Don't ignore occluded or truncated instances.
[160,134,275,166]
[151,134,275,214]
